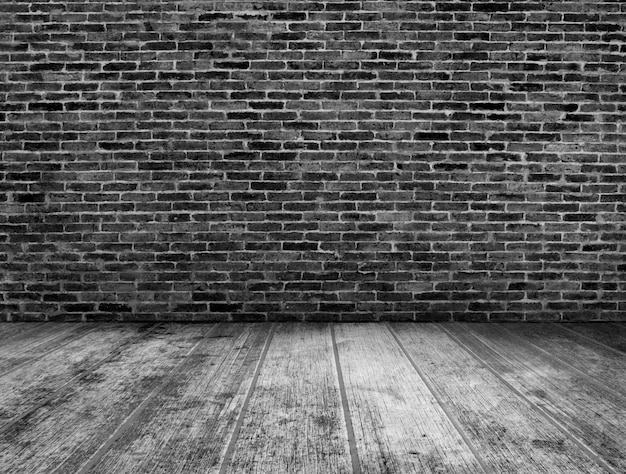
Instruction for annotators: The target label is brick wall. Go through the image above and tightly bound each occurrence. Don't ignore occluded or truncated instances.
[1,1,625,322]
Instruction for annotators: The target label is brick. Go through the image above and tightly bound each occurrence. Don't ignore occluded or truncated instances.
[0,0,623,323]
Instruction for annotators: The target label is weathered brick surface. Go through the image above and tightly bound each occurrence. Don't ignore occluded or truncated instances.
[1,1,625,322]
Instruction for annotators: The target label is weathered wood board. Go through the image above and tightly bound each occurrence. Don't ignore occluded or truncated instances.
[0,322,622,473]
[223,323,352,473]
[444,323,626,472]
[0,323,151,427]
[0,324,206,474]
[84,323,272,474]
[0,323,46,341]
[390,323,606,473]
[499,323,626,396]
[563,323,626,354]
[0,323,93,374]
[334,323,484,474]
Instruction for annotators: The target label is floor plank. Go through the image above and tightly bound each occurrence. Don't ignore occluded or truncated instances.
[500,323,626,396]
[562,323,626,354]
[0,324,92,374]
[0,322,623,473]
[444,323,625,473]
[84,323,272,474]
[0,324,206,474]
[334,323,484,474]
[0,323,70,347]
[224,323,352,474]
[0,323,46,341]
[390,323,606,474]
[0,323,151,427]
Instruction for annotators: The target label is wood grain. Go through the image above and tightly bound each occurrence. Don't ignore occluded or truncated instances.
[0,323,46,341]
[0,324,205,474]
[85,323,272,474]
[500,323,626,396]
[334,323,484,474]
[0,323,151,427]
[561,323,626,354]
[224,323,352,474]
[390,323,606,474]
[0,323,92,374]
[0,322,622,473]
[444,323,626,473]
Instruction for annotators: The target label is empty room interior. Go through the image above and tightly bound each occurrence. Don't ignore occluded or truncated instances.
[1,0,625,473]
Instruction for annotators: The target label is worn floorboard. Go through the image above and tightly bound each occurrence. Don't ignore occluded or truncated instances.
[334,324,484,474]
[0,322,45,341]
[0,322,624,474]
[224,323,352,474]
[0,324,204,474]
[563,323,626,354]
[0,323,151,427]
[444,323,625,473]
[502,323,626,396]
[0,323,91,375]
[86,323,271,474]
[390,323,606,474]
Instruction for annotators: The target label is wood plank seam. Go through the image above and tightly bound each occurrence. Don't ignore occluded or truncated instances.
[437,324,620,474]
[497,324,626,405]
[217,323,277,474]
[70,323,220,474]
[0,323,46,341]
[0,323,157,436]
[1,325,88,360]
[330,323,362,474]
[385,323,492,474]
[0,324,103,380]
[556,323,626,356]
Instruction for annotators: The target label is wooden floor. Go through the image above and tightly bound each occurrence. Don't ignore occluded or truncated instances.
[0,323,624,474]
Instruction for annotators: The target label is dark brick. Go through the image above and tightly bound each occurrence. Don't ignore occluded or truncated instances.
[14,193,45,203]
[414,132,449,141]
[98,303,132,313]
[0,0,622,323]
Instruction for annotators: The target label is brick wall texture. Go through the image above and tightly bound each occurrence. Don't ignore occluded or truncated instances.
[1,1,625,322]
